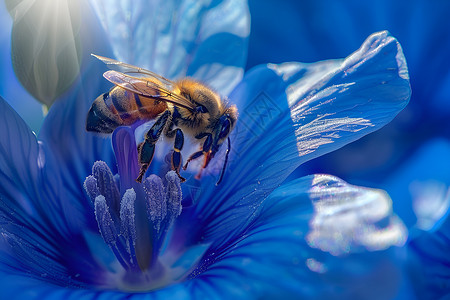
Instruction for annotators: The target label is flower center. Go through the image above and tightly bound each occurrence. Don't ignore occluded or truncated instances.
[83,127,206,291]
[85,163,182,289]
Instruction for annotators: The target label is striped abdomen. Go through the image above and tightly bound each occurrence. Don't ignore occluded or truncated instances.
[86,86,167,133]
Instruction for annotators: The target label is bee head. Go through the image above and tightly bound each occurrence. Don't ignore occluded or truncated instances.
[212,105,237,150]
[202,104,237,169]
[204,105,237,185]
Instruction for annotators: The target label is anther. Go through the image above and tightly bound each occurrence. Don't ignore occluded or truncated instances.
[84,175,100,202]
[94,195,117,247]
[120,189,139,268]
[92,161,121,214]
[165,171,182,221]
[95,195,131,270]
[120,189,137,249]
[143,175,167,232]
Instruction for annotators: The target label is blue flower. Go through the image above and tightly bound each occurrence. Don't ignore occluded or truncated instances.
[0,0,411,299]
[244,0,450,299]
[247,0,450,219]
[246,3,450,298]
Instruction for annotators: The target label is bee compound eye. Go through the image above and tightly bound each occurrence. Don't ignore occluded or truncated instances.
[219,118,231,139]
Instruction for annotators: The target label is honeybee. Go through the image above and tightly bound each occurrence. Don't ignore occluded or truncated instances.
[86,54,237,184]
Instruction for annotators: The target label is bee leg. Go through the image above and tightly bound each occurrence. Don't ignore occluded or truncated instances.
[169,128,186,182]
[136,110,170,183]
[182,151,203,170]
[183,133,213,170]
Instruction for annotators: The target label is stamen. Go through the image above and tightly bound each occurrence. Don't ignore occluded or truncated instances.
[142,175,167,232]
[165,171,182,222]
[84,175,100,202]
[86,146,186,283]
[141,172,182,258]
[92,161,121,215]
[94,195,133,270]
[120,189,137,245]
[120,189,138,268]
[94,195,117,246]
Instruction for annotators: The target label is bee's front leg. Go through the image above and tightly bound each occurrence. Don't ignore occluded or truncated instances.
[136,110,171,183]
[167,128,186,182]
[183,133,212,170]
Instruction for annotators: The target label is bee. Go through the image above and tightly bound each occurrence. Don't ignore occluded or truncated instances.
[86,54,237,184]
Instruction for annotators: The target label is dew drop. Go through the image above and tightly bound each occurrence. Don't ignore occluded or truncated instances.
[306,258,327,274]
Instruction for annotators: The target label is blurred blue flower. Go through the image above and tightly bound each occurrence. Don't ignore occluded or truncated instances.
[0,1,45,133]
[246,0,450,208]
[0,0,412,299]
[247,1,450,298]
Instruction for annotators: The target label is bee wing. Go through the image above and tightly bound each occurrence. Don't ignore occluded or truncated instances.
[92,54,175,87]
[103,70,196,111]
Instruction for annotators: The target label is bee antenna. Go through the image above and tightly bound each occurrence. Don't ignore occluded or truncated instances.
[216,137,231,186]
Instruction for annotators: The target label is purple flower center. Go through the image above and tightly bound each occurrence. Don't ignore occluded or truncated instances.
[82,127,197,291]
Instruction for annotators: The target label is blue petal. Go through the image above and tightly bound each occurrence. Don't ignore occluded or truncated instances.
[0,97,85,285]
[0,175,408,299]
[0,270,191,300]
[404,140,450,299]
[89,0,250,95]
[409,212,450,299]
[190,31,411,250]
[0,97,69,235]
[0,98,113,289]
[0,97,41,217]
[187,175,407,299]
[248,1,450,186]
[248,0,450,117]
[383,138,450,229]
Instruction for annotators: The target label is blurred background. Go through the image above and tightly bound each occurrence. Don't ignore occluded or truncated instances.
[0,2,45,132]
[246,0,450,230]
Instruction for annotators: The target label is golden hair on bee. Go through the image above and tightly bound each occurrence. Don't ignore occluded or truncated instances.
[169,78,237,137]
[86,54,238,184]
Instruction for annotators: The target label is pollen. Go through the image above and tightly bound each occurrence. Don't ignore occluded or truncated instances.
[84,161,182,274]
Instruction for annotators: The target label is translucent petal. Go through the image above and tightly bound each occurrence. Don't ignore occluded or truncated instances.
[5,0,82,107]
[247,0,450,117]
[383,138,450,229]
[0,5,44,132]
[189,31,411,249]
[409,213,450,299]
[37,0,117,232]
[247,1,450,188]
[89,0,250,95]
[397,140,450,299]
[304,175,407,255]
[186,175,407,299]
